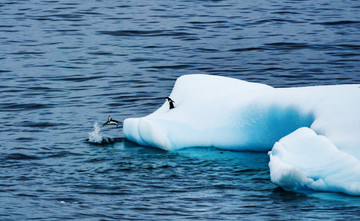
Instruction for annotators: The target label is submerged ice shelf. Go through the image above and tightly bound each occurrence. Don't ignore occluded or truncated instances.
[123,74,360,195]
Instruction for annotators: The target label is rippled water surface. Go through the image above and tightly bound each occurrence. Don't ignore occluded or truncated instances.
[1,0,360,220]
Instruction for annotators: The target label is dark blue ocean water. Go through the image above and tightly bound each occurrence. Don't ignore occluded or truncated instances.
[1,0,360,220]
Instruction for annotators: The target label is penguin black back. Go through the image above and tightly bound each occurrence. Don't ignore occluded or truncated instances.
[103,115,119,127]
[165,97,175,109]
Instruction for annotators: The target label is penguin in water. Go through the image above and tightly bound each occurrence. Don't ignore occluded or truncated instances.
[103,116,119,128]
[165,97,175,110]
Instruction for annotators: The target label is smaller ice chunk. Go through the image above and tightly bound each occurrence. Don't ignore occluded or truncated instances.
[269,127,360,195]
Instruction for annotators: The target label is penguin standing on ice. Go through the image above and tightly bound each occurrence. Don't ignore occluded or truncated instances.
[165,97,175,110]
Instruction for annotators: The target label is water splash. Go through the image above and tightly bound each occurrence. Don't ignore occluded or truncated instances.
[87,122,123,145]
[88,122,107,143]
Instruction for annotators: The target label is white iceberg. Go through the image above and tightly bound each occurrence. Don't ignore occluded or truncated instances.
[269,127,360,195]
[123,74,360,195]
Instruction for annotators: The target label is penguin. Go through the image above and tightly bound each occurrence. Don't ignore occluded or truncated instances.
[103,116,119,127]
[165,97,175,109]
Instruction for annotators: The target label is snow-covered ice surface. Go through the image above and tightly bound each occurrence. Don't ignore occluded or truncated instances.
[124,74,360,195]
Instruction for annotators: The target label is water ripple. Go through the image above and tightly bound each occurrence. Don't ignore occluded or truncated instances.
[98,30,196,37]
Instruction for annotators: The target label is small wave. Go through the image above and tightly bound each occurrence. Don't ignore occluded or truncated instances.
[229,47,263,52]
[314,20,360,26]
[4,153,40,161]
[87,137,126,145]
[0,103,54,112]
[23,121,60,128]
[145,64,193,69]
[97,30,195,37]
[53,75,104,82]
[250,18,303,25]
[46,151,83,158]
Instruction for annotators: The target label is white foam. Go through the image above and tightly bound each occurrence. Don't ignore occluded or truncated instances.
[88,122,104,143]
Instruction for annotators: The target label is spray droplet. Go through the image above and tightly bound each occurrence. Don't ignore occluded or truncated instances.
[88,122,104,143]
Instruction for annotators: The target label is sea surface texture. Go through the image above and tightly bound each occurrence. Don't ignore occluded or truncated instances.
[1,0,360,220]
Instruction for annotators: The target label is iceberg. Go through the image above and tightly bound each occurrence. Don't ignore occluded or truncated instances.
[269,127,360,195]
[123,74,360,195]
